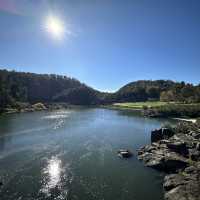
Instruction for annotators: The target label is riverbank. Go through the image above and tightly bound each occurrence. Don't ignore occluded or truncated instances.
[137,120,200,200]
[105,102,200,120]
[0,102,70,115]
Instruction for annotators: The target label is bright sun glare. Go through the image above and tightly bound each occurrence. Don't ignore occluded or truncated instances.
[45,16,65,39]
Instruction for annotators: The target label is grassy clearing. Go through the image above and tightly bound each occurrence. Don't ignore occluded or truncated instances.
[112,101,168,109]
[108,101,200,118]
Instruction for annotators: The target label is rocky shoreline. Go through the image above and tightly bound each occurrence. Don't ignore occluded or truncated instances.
[1,102,70,115]
[138,122,200,200]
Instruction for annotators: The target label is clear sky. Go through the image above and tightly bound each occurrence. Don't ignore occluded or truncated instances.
[0,0,200,92]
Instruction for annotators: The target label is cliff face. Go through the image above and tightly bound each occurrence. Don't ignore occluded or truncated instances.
[138,121,200,200]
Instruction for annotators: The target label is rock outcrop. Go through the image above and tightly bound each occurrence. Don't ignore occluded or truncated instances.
[151,128,174,143]
[164,165,200,200]
[138,122,200,200]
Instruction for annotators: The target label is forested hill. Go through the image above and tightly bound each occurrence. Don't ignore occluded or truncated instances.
[0,69,101,110]
[0,69,200,111]
[114,80,200,103]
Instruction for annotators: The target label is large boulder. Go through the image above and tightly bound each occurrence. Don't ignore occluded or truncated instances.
[138,144,189,172]
[171,134,197,149]
[167,142,189,156]
[163,174,185,191]
[151,128,174,143]
[161,156,188,172]
[164,166,200,200]
[189,149,200,161]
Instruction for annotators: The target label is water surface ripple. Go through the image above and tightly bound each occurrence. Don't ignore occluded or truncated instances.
[0,108,172,200]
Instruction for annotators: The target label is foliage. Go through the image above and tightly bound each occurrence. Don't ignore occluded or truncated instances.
[114,80,200,103]
[0,69,100,111]
[0,69,200,113]
[149,104,200,118]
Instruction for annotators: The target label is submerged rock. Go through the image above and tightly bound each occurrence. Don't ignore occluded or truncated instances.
[118,149,133,158]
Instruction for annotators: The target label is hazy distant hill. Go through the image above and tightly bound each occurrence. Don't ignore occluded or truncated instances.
[0,69,200,111]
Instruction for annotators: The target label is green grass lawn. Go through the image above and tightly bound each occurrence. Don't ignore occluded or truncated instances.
[113,101,168,109]
[108,101,200,118]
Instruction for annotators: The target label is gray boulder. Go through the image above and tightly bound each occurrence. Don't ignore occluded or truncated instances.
[164,166,200,200]
[189,149,200,161]
[151,128,174,143]
[167,142,189,156]
[138,145,189,172]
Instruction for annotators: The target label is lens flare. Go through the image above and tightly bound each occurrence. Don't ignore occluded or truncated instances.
[45,16,65,39]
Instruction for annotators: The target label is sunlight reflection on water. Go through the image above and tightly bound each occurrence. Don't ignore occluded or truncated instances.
[53,119,65,130]
[47,158,61,188]
[40,156,73,199]
[42,114,69,119]
[42,110,73,120]
[42,111,73,130]
[40,157,62,197]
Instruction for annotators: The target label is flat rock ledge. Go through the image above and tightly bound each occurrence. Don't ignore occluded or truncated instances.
[138,126,200,200]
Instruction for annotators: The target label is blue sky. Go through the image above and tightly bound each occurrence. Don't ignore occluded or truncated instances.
[0,0,200,92]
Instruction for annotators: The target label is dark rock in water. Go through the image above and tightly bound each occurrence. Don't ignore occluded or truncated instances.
[0,182,3,187]
[151,129,163,142]
[118,149,133,158]
[151,128,174,143]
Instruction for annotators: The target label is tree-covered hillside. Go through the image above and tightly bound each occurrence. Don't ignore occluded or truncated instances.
[113,80,200,103]
[0,69,200,113]
[0,69,100,111]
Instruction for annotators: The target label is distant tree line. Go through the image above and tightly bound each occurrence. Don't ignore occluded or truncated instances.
[0,70,200,112]
[111,80,200,103]
[0,69,100,111]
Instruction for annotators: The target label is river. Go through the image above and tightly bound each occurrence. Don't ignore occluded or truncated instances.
[0,108,173,200]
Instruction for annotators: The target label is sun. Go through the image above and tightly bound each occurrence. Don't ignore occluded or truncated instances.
[45,16,65,39]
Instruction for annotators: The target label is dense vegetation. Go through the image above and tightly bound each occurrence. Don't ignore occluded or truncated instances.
[0,69,200,115]
[114,80,200,103]
[144,103,200,118]
[0,69,100,112]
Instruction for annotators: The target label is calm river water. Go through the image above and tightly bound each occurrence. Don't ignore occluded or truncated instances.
[0,108,173,200]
